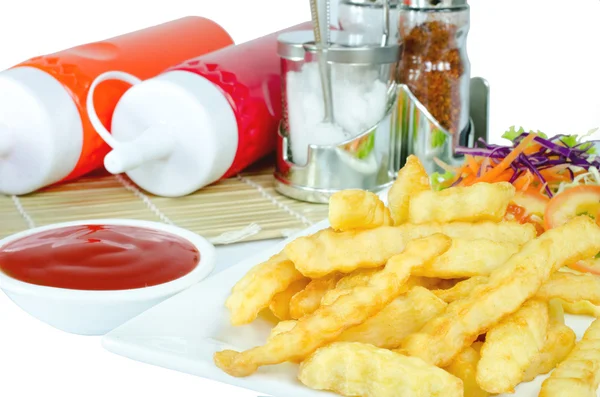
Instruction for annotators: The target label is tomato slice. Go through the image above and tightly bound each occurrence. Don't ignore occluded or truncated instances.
[544,185,600,230]
[505,190,549,235]
[505,204,545,236]
[511,190,549,217]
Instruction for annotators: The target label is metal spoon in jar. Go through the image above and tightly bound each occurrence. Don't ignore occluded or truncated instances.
[309,0,334,123]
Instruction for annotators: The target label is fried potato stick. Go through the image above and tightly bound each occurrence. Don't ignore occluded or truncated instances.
[444,343,490,397]
[214,234,452,377]
[329,189,392,231]
[400,216,600,368]
[412,238,521,279]
[432,276,488,303]
[539,317,600,397]
[322,274,438,307]
[408,181,515,224]
[558,299,600,317]
[536,271,600,306]
[336,286,447,348]
[286,221,535,278]
[288,273,342,320]
[335,266,383,289]
[268,320,296,341]
[225,252,305,326]
[290,269,434,319]
[523,299,576,382]
[388,155,431,226]
[438,271,600,308]
[320,267,384,306]
[269,287,447,349]
[476,299,549,393]
[265,320,302,363]
[269,278,310,321]
[298,342,463,397]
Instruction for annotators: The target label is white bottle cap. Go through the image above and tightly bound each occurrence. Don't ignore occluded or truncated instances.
[87,70,239,197]
[0,67,83,195]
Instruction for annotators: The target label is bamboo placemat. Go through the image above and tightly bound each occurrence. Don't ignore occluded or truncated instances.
[0,158,329,244]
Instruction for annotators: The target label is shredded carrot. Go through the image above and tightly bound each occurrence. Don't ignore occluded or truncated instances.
[523,143,542,155]
[514,171,534,191]
[453,133,564,190]
[473,134,537,184]
[479,157,491,177]
[466,155,480,174]
[457,163,471,177]
[461,174,477,186]
[496,170,515,183]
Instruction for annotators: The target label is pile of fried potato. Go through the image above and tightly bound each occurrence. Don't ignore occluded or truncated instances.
[214,155,600,397]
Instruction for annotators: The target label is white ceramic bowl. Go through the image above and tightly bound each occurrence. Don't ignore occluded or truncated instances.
[0,219,216,336]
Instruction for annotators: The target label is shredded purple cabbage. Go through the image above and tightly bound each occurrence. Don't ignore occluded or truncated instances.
[454,132,597,197]
[509,171,521,184]
[533,136,574,158]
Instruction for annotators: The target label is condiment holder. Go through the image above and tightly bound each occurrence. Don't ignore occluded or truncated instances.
[275,76,489,203]
[275,30,400,203]
[275,0,489,203]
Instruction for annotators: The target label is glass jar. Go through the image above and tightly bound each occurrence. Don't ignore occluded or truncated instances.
[397,0,471,139]
[278,30,399,166]
[338,0,399,46]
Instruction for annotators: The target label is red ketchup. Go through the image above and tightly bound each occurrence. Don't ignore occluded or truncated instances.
[0,225,200,291]
[87,22,313,198]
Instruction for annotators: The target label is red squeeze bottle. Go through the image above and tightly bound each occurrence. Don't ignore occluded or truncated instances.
[0,17,233,195]
[86,22,312,197]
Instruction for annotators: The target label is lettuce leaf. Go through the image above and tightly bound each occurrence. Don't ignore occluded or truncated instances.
[430,171,455,191]
[501,126,525,141]
[560,135,578,147]
[502,126,548,142]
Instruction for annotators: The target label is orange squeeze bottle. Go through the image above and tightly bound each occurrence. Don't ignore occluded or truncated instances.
[0,17,233,195]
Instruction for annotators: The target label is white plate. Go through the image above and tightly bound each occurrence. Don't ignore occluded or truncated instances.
[103,218,598,397]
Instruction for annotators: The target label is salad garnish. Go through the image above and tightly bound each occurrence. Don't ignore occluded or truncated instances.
[432,126,600,275]
[432,126,600,197]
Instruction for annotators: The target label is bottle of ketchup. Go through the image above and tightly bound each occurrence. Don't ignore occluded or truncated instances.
[86,22,311,198]
[0,17,234,196]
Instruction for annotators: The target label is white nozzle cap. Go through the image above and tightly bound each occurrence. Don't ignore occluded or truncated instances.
[101,70,239,197]
[103,125,176,174]
[0,67,82,195]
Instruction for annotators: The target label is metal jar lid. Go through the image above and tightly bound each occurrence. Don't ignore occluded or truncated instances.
[400,0,468,9]
[277,30,400,65]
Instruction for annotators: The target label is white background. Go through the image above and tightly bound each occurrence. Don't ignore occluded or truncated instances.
[0,0,599,396]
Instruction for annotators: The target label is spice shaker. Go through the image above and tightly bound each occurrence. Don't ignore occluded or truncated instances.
[397,0,471,144]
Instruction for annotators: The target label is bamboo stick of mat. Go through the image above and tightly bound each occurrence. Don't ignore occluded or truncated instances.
[0,162,328,244]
